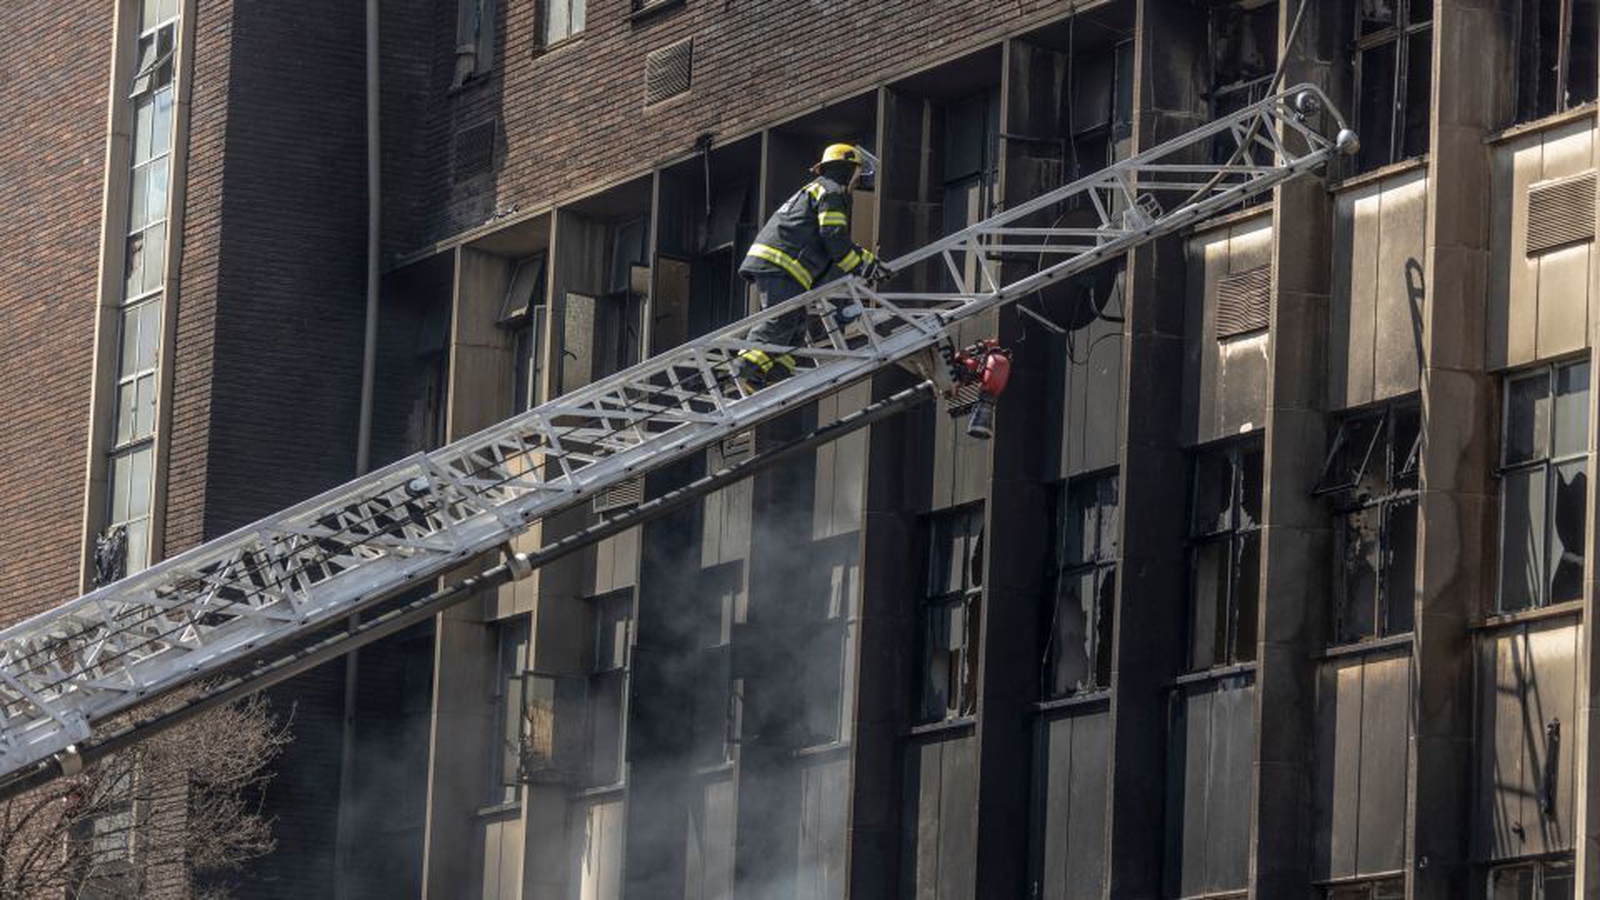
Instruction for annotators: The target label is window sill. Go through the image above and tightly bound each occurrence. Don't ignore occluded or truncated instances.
[1035,690,1111,714]
[531,33,587,59]
[908,716,976,739]
[447,71,495,97]
[1329,155,1428,194]
[1316,632,1413,661]
[572,781,627,800]
[1188,202,1273,239]
[694,759,736,778]
[1171,662,1257,687]
[627,0,685,24]
[1485,103,1598,146]
[1471,599,1583,631]
[475,799,521,819]
[794,740,851,760]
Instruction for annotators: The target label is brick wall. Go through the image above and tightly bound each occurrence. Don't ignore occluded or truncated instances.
[406,0,1073,253]
[0,2,113,620]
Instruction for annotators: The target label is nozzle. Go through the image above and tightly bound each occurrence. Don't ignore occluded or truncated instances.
[1336,129,1360,156]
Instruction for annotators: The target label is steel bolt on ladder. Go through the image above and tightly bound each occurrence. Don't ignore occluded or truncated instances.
[0,86,1354,786]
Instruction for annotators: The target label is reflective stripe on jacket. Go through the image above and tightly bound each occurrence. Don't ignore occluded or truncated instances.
[739,176,871,289]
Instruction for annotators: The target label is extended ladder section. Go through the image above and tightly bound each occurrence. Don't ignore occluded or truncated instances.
[0,86,1353,780]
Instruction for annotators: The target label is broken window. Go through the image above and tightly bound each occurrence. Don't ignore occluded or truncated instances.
[691,563,740,767]
[1351,0,1433,171]
[1316,397,1421,644]
[1513,0,1599,124]
[1068,40,1135,181]
[1187,437,1263,669]
[587,589,633,786]
[1045,471,1118,697]
[453,0,495,86]
[1326,877,1405,900]
[544,0,586,46]
[488,615,531,804]
[798,535,856,746]
[1208,2,1279,168]
[1490,856,1575,900]
[1499,360,1590,612]
[500,255,548,413]
[920,506,984,723]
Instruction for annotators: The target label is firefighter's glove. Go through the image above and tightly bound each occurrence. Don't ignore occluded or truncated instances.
[858,254,892,285]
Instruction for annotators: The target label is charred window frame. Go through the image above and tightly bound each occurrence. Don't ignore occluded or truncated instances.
[586,588,633,787]
[1498,360,1590,612]
[1351,0,1433,172]
[1208,2,1279,167]
[1513,0,1599,124]
[1044,471,1118,698]
[1187,436,1264,670]
[499,255,548,414]
[798,534,857,747]
[919,506,984,723]
[1325,877,1405,900]
[1489,857,1575,899]
[487,615,531,805]
[1315,397,1421,644]
[1066,40,1135,183]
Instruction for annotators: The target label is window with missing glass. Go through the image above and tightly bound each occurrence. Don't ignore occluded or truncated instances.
[1352,0,1433,172]
[1513,0,1599,124]
[587,589,632,786]
[1208,2,1279,167]
[453,0,495,86]
[920,506,984,723]
[1490,857,1575,899]
[1326,877,1405,900]
[499,255,547,413]
[1044,471,1117,697]
[1188,437,1263,669]
[488,616,531,805]
[1499,360,1590,612]
[1315,398,1420,644]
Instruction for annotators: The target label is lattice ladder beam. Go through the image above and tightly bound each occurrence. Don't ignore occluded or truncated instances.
[0,85,1354,778]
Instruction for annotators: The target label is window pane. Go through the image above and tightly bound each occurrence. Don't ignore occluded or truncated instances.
[1097,475,1119,558]
[128,446,152,520]
[125,232,147,297]
[136,300,161,370]
[571,0,585,34]
[1192,450,1233,536]
[801,624,844,745]
[1240,441,1264,527]
[1401,29,1432,159]
[1383,499,1418,635]
[116,380,138,446]
[1190,541,1228,669]
[1409,0,1432,24]
[1063,482,1096,566]
[1357,42,1398,170]
[141,222,166,294]
[1094,568,1115,688]
[132,94,155,164]
[1392,402,1422,488]
[1549,459,1587,604]
[546,0,569,43]
[1571,0,1599,107]
[594,592,630,672]
[110,452,133,523]
[1336,506,1381,642]
[590,672,624,785]
[125,516,150,573]
[1501,466,1549,611]
[1360,0,1398,36]
[1489,865,1535,900]
[1507,370,1552,465]
[1049,571,1094,696]
[1233,532,1260,662]
[134,373,158,440]
[922,605,953,720]
[130,164,151,232]
[1553,361,1589,458]
[1322,412,1385,495]
[1544,859,1575,900]
[151,86,174,154]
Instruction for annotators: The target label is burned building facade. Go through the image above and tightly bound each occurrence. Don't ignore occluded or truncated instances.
[6,0,1600,897]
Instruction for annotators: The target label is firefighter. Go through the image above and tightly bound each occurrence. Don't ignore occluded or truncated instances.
[735,143,891,388]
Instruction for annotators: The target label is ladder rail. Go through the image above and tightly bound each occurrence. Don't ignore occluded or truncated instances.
[0,84,1352,777]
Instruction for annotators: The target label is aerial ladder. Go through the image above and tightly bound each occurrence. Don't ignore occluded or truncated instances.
[0,86,1355,796]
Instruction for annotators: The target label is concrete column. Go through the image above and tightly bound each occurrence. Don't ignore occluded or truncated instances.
[1410,1,1510,895]
[1102,1,1207,894]
[1248,1,1350,894]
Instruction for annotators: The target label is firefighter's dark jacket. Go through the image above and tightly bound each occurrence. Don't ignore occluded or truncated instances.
[739,176,871,290]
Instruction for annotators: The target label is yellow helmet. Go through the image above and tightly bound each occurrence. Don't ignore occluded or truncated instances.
[817,143,861,167]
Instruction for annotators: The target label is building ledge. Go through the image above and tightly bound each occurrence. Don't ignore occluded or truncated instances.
[1485,103,1598,146]
[1315,632,1413,661]
[1171,661,1257,688]
[908,716,976,740]
[1330,155,1429,194]
[627,0,685,25]
[1471,598,1583,632]
[1034,690,1111,715]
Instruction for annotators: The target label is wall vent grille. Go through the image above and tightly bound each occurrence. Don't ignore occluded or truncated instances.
[645,39,693,106]
[1214,265,1272,339]
[1527,171,1596,256]
[453,120,496,179]
[593,477,645,514]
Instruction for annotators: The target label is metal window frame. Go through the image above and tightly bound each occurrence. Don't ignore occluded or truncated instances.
[1515,0,1585,119]
[1487,854,1576,898]
[1496,358,1590,612]
[1045,470,1119,698]
[1321,396,1422,644]
[1186,436,1264,669]
[1352,2,1432,168]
